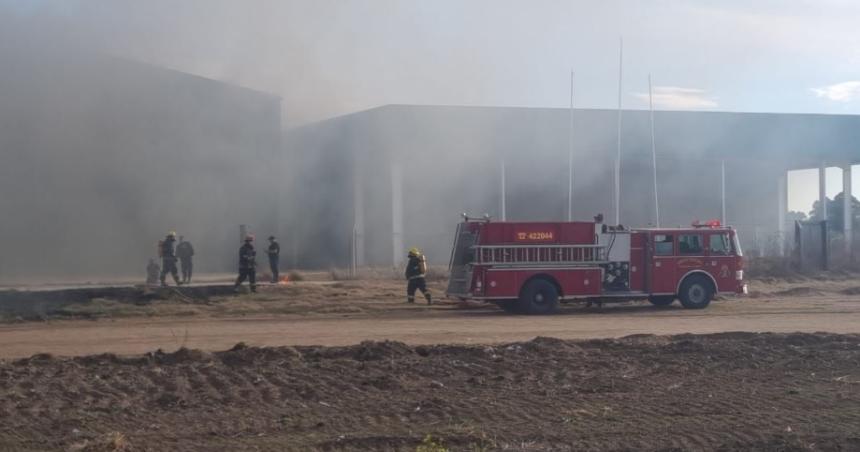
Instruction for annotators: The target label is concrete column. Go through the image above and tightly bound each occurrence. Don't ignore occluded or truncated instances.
[844,165,854,261]
[352,164,365,267]
[819,163,828,221]
[391,162,404,267]
[777,172,787,257]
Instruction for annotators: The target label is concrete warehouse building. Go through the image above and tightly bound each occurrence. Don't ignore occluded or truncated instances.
[0,45,282,280]
[286,104,859,269]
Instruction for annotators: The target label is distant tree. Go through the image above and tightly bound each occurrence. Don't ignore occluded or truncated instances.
[809,192,860,232]
[786,211,807,223]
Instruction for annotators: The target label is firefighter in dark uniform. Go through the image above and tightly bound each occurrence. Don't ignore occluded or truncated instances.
[160,231,182,287]
[267,236,280,283]
[176,235,195,284]
[405,247,432,304]
[234,234,257,292]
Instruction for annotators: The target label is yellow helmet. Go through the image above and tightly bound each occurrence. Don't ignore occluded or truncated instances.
[167,231,177,238]
[408,247,420,257]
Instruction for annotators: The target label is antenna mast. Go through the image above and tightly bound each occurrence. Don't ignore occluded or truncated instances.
[567,70,575,221]
[649,74,660,227]
[614,37,623,225]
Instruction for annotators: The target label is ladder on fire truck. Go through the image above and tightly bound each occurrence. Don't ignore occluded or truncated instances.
[474,244,606,266]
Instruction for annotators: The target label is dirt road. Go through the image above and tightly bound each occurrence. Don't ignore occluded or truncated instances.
[2,292,860,359]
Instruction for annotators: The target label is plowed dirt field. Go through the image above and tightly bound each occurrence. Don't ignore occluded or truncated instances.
[2,333,860,451]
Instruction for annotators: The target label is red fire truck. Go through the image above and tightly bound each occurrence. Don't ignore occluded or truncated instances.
[446,215,746,314]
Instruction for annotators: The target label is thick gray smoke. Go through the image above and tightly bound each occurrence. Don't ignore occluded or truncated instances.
[1,1,858,281]
[0,10,282,281]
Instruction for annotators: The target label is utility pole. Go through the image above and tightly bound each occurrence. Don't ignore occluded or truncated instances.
[614,37,624,225]
[648,74,660,227]
[721,160,726,225]
[567,70,575,222]
[500,159,507,221]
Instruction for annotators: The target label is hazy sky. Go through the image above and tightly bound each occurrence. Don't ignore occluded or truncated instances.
[3,0,859,210]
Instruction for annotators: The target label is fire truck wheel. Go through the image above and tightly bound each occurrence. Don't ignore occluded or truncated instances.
[648,296,675,307]
[520,279,559,315]
[678,275,714,309]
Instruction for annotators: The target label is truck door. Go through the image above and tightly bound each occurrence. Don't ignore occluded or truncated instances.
[707,232,734,293]
[650,233,676,294]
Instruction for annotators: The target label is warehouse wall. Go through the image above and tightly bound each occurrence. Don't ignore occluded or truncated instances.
[286,105,860,268]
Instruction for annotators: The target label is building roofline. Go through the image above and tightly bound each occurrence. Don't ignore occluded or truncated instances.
[105,54,282,103]
[374,103,860,120]
[295,102,860,130]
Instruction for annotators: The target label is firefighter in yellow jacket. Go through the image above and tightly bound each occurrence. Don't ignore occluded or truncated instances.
[405,247,432,304]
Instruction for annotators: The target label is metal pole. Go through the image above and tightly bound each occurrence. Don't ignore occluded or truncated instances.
[567,70,574,222]
[615,37,623,225]
[721,160,726,225]
[844,165,854,262]
[648,74,660,227]
[500,159,507,221]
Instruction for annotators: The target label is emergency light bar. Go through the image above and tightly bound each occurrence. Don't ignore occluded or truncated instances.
[692,219,722,228]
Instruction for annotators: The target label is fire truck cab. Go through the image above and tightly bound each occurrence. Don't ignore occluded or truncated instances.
[446,216,746,314]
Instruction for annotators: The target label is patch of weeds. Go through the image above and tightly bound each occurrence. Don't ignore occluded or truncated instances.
[416,434,449,452]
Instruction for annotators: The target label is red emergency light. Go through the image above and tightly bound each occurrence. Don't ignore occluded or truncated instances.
[692,219,722,228]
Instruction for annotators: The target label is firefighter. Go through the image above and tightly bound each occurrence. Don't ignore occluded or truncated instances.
[176,235,195,284]
[234,234,257,293]
[159,231,182,287]
[405,247,432,305]
[266,235,280,283]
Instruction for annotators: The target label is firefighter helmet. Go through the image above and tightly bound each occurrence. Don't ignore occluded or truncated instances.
[408,247,420,257]
[167,231,177,238]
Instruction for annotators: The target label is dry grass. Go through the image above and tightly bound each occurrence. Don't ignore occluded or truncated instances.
[745,257,800,279]
[29,279,450,322]
[329,265,449,282]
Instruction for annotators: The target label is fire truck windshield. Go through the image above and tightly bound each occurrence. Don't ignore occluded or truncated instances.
[709,233,731,255]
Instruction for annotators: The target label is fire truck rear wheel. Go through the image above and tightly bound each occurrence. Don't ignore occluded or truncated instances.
[519,279,559,315]
[678,275,714,309]
[648,296,675,307]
